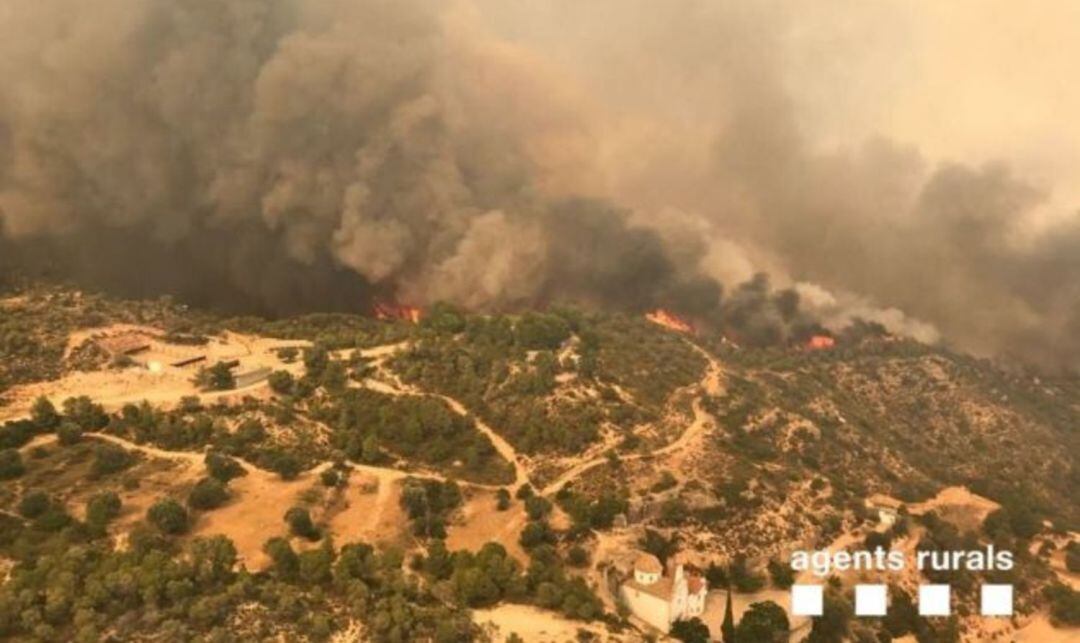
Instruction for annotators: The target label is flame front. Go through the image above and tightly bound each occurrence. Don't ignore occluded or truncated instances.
[806,335,836,350]
[645,309,693,334]
[374,302,422,324]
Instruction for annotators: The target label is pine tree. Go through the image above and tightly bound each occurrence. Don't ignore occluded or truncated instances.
[722,585,736,642]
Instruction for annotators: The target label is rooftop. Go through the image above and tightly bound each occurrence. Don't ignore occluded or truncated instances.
[634,553,663,574]
[624,577,674,601]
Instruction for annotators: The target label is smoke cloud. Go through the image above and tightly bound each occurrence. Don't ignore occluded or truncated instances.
[0,0,1078,370]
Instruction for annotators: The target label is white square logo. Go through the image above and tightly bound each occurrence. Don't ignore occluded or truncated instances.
[919,584,951,616]
[855,584,888,616]
[791,584,824,616]
[981,584,1013,616]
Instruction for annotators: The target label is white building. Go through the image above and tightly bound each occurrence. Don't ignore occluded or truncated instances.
[620,553,707,633]
[866,494,903,531]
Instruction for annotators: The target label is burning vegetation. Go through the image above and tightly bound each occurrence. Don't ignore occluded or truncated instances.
[373,302,422,324]
[805,335,836,351]
[645,309,694,334]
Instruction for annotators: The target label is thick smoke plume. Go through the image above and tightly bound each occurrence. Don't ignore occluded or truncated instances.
[1,0,1078,370]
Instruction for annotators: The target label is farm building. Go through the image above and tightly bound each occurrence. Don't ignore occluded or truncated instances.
[234,366,272,389]
[98,334,151,356]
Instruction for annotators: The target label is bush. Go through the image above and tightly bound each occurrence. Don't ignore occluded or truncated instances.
[519,521,556,550]
[670,618,711,643]
[195,362,235,391]
[268,452,302,480]
[767,558,795,589]
[567,545,590,567]
[34,507,74,532]
[268,370,295,395]
[61,396,108,430]
[320,469,342,488]
[264,536,299,580]
[525,496,553,521]
[731,555,766,593]
[188,477,230,510]
[864,530,892,552]
[18,490,51,519]
[205,451,246,482]
[514,313,571,350]
[148,498,190,535]
[736,601,790,642]
[984,506,1041,540]
[515,483,534,500]
[0,420,38,450]
[1044,583,1080,626]
[30,396,60,430]
[496,488,511,511]
[91,443,135,477]
[1065,541,1080,574]
[57,421,83,446]
[285,506,321,541]
[86,491,122,527]
[0,449,25,480]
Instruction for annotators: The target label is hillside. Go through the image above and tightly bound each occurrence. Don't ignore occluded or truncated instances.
[0,284,1077,642]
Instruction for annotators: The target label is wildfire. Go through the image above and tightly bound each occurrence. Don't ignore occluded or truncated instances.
[374,302,422,324]
[645,309,693,334]
[806,335,836,350]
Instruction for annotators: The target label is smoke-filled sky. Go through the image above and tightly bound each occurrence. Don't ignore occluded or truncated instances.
[1,0,1078,370]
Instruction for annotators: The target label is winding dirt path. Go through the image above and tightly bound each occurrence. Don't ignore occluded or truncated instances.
[540,342,725,495]
[347,343,529,488]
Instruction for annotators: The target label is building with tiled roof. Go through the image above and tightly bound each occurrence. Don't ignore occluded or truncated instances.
[620,553,707,633]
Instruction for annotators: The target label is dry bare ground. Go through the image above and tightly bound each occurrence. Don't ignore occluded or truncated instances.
[906,486,1001,532]
[473,604,618,642]
[446,489,528,564]
[325,470,409,550]
[191,464,331,570]
[0,328,309,422]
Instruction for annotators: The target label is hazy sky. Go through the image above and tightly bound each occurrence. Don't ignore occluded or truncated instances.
[474,0,1080,214]
[804,2,1080,211]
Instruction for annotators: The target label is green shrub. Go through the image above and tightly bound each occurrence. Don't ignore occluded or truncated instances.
[767,559,795,589]
[148,498,190,535]
[268,370,295,395]
[320,468,347,488]
[195,362,235,391]
[18,490,51,519]
[57,420,83,446]
[86,491,122,527]
[34,507,74,532]
[284,506,321,541]
[567,545,590,567]
[1066,541,1080,573]
[736,601,790,642]
[30,396,60,430]
[268,452,302,480]
[188,477,230,510]
[91,443,136,477]
[205,451,246,482]
[0,448,25,480]
[525,496,552,521]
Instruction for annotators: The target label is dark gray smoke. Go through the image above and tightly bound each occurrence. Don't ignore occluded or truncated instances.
[1,0,1078,370]
[0,0,721,318]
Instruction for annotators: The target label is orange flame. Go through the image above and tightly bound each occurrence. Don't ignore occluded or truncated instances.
[645,309,693,334]
[806,335,835,350]
[374,302,422,324]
